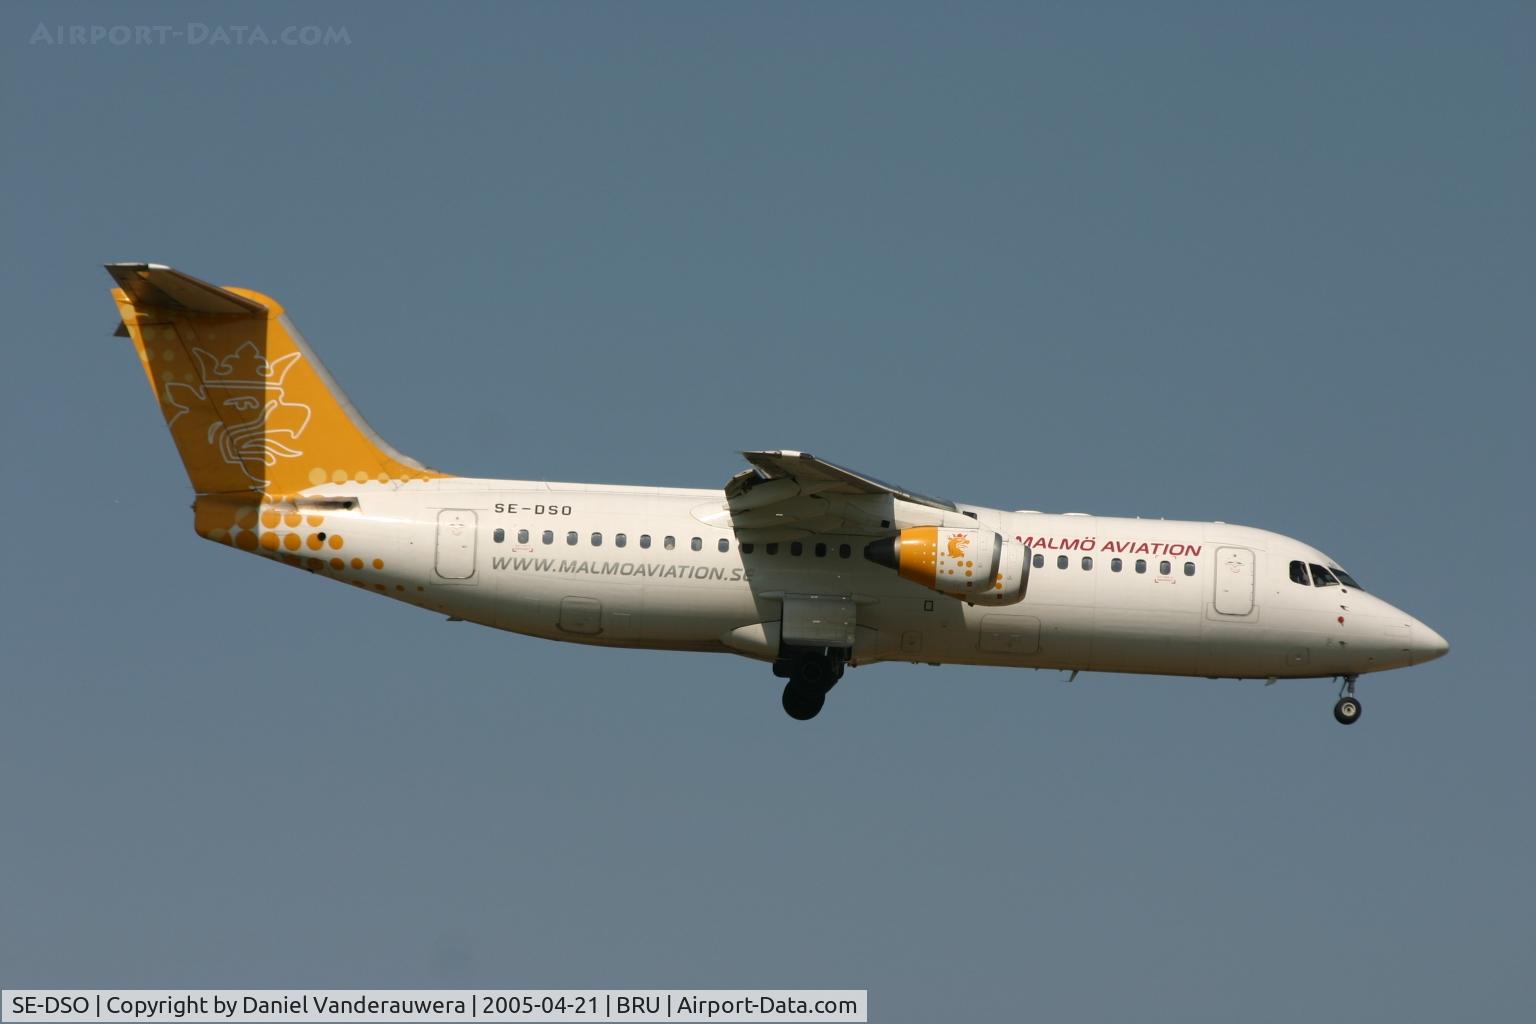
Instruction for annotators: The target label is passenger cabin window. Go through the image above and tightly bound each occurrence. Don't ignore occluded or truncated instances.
[1136,559,1147,574]
[718,538,730,553]
[1183,561,1195,576]
[542,530,554,545]
[690,537,702,552]
[566,531,578,546]
[591,532,603,547]
[640,534,652,549]
[517,529,530,544]
[1160,560,1171,575]
[1289,560,1310,586]
[1111,557,1123,572]
[791,541,804,556]
[815,542,827,558]
[838,544,851,558]
[1310,563,1340,587]
[766,543,779,555]
[493,528,505,543]
[741,542,755,554]
[615,533,627,548]
[663,536,676,550]
[1033,553,1045,569]
[1057,555,1068,569]
[1082,556,1093,570]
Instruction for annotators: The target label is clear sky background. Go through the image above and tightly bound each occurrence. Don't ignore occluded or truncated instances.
[2,3,1531,1020]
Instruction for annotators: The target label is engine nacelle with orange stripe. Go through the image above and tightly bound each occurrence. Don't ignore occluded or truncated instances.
[864,527,1030,606]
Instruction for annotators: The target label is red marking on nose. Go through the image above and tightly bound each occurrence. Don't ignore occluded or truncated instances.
[1338,616,1346,624]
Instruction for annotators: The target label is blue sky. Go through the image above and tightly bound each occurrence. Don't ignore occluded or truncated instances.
[2,3,1531,1020]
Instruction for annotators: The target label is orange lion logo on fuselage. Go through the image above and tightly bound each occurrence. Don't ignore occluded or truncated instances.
[946,533,970,559]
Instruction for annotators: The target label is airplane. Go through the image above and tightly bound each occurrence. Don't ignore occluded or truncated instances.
[105,263,1449,724]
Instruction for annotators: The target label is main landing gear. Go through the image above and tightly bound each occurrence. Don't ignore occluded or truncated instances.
[775,649,846,721]
[1333,675,1362,726]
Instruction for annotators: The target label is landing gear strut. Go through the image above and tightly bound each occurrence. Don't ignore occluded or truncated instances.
[777,650,846,721]
[1333,675,1362,726]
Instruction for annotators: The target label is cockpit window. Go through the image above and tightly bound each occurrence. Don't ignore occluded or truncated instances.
[1289,560,1310,586]
[1331,567,1363,590]
[1309,563,1339,587]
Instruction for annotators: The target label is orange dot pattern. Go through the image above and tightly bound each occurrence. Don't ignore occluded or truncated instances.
[891,526,1009,601]
[192,493,401,595]
[894,526,939,588]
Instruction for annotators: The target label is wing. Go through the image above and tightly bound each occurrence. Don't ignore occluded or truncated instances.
[728,451,957,512]
[710,450,964,540]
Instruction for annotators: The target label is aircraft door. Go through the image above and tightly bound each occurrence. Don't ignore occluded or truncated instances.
[435,509,477,579]
[1212,546,1255,615]
[558,596,604,635]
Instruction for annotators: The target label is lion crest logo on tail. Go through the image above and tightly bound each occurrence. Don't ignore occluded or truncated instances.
[164,341,312,484]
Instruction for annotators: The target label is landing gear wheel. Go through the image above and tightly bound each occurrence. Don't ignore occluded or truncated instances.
[775,650,845,720]
[1333,696,1362,725]
[797,655,837,693]
[782,681,826,721]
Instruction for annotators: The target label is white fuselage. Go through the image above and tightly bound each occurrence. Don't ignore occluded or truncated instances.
[269,477,1443,681]
[104,263,1448,721]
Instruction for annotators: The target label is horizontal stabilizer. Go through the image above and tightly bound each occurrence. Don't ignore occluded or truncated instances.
[105,263,269,316]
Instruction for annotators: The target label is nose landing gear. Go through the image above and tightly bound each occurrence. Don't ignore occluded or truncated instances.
[776,650,846,721]
[1333,675,1362,725]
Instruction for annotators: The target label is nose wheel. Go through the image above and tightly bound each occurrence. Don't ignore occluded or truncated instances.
[1333,675,1362,725]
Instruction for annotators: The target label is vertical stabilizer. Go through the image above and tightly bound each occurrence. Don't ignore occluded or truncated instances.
[107,263,444,497]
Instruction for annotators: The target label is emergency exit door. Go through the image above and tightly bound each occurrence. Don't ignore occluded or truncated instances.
[1212,546,1254,616]
[435,509,477,579]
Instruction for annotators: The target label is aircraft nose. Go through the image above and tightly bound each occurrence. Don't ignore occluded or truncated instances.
[1412,622,1450,665]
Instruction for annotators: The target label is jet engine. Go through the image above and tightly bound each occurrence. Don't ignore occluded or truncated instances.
[864,526,1030,606]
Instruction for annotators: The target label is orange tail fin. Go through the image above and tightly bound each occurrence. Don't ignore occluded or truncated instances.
[107,263,444,497]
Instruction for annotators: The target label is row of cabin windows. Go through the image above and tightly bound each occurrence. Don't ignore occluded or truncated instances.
[1032,552,1196,577]
[490,529,856,560]
[493,528,730,553]
[1289,560,1362,590]
[739,541,853,559]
